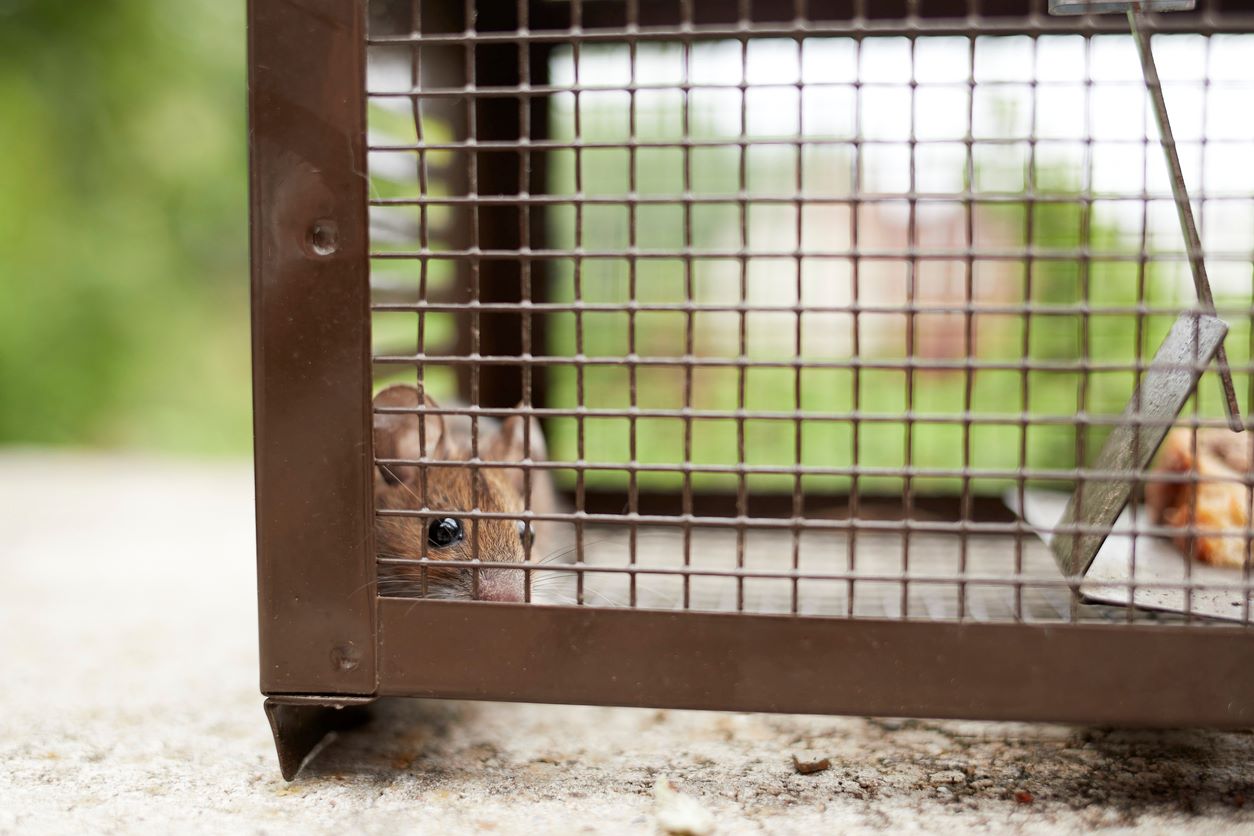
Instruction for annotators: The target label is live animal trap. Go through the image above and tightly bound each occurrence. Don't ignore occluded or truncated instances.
[250,0,1254,779]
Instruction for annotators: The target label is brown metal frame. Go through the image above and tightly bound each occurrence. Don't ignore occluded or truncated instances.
[378,599,1254,725]
[251,0,1254,780]
[250,0,375,699]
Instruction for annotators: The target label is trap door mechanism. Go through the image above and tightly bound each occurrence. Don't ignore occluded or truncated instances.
[1050,313,1228,579]
[1018,312,1250,622]
[1036,1,1248,618]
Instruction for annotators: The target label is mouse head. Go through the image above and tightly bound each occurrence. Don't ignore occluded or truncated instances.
[371,384,543,602]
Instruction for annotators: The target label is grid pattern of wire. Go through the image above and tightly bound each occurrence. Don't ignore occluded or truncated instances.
[364,0,1254,624]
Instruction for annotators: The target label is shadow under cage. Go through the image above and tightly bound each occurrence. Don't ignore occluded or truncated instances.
[250,0,1254,779]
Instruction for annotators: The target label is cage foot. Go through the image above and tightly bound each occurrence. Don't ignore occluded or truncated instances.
[263,696,375,780]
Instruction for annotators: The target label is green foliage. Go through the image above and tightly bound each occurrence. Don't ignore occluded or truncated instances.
[0,0,250,452]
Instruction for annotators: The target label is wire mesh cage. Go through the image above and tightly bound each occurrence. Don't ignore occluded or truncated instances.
[250,0,1254,779]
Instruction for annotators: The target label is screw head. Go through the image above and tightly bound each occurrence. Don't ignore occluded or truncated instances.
[306,219,339,257]
[330,643,361,672]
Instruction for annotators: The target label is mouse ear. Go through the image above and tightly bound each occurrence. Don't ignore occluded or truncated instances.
[482,404,547,495]
[372,385,445,486]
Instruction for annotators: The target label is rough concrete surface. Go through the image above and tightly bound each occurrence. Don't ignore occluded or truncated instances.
[3,451,1254,834]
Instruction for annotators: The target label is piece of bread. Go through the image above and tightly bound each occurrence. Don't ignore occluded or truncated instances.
[1147,428,1253,569]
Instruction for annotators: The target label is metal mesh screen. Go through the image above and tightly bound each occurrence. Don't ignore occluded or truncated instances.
[363,0,1254,625]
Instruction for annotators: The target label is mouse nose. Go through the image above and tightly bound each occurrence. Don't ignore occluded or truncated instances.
[478,572,524,603]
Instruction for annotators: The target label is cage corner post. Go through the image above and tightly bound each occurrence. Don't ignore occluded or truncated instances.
[248,0,377,778]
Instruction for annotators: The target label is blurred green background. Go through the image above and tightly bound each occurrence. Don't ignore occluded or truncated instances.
[0,0,250,454]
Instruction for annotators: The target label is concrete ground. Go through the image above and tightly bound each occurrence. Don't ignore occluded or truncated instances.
[3,450,1254,834]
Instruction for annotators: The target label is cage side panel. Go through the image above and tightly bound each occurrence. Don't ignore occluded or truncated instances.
[250,0,375,695]
[378,599,1254,726]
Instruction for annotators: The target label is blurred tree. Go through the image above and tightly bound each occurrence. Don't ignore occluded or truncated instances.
[0,0,250,452]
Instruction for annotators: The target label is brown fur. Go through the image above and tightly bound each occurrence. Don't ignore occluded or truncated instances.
[372,385,553,601]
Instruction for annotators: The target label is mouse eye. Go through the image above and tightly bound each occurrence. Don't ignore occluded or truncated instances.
[427,517,464,549]
[516,520,535,549]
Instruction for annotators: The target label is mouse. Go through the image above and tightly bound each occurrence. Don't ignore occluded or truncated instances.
[371,384,559,602]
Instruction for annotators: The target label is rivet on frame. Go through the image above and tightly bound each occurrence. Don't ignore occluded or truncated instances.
[306,219,340,257]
